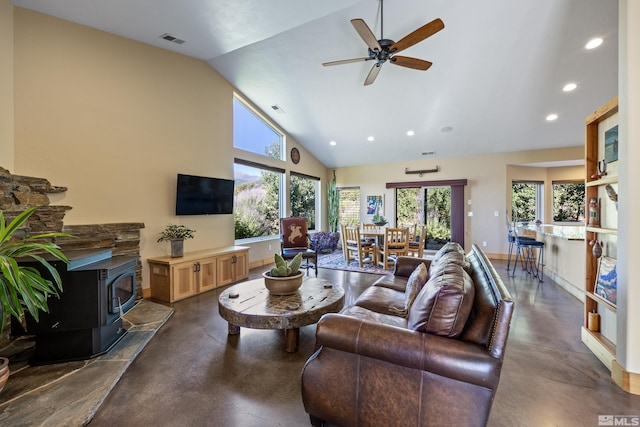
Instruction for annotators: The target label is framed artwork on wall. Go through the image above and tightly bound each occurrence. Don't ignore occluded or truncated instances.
[365,195,383,216]
[595,256,617,306]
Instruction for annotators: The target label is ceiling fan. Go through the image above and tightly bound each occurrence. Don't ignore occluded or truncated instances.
[322,0,444,86]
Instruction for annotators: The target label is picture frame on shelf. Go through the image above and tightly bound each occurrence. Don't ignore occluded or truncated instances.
[605,125,618,163]
[595,255,617,305]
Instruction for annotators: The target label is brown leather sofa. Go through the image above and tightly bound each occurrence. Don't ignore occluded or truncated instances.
[301,243,514,427]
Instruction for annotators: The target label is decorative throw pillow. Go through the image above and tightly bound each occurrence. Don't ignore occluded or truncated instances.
[408,261,475,338]
[403,263,429,312]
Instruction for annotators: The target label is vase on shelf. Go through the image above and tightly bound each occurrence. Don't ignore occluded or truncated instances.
[590,240,602,258]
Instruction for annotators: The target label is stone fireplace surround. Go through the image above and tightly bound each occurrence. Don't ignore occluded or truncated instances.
[0,166,144,344]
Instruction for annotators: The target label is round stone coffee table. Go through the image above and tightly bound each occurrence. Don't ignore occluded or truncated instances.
[218,277,345,352]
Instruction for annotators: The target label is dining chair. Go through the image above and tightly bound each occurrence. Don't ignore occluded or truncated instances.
[378,227,409,270]
[280,217,318,276]
[343,226,377,267]
[407,224,427,258]
[400,223,417,242]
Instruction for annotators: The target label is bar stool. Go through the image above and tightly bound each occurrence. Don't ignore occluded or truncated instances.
[511,231,544,281]
[506,228,536,271]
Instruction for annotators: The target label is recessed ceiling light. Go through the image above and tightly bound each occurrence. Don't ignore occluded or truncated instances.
[585,38,603,49]
[563,83,577,92]
[546,114,558,121]
[367,136,375,142]
[406,130,415,136]
[440,126,453,133]
[329,140,336,146]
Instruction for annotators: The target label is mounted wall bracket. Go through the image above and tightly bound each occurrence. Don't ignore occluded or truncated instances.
[405,166,439,177]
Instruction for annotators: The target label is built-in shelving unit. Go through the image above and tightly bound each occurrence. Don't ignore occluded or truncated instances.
[582,96,618,371]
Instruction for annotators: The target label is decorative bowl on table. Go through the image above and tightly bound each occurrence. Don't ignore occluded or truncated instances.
[373,221,388,227]
[262,271,304,295]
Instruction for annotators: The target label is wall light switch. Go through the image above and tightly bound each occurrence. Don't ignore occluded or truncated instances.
[468,211,473,217]
[482,241,488,247]
[468,199,472,205]
[494,211,499,217]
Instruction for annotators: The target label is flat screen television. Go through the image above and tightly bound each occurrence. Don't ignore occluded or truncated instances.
[175,173,234,215]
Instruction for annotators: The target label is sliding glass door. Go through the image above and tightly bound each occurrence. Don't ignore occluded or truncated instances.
[396,186,451,251]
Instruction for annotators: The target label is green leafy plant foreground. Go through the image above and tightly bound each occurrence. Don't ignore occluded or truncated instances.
[0,207,71,332]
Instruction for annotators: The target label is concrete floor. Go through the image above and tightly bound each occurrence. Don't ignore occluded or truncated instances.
[88,261,640,427]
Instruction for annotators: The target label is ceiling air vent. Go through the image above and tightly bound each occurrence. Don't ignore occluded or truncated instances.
[159,33,186,45]
[271,104,286,114]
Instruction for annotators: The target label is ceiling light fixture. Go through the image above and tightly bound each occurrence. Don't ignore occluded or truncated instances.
[407,130,415,136]
[563,83,577,92]
[440,126,453,133]
[585,38,603,49]
[367,136,375,142]
[330,141,336,146]
[546,114,558,121]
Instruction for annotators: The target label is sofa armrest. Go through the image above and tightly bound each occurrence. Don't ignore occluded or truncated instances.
[394,256,431,277]
[315,313,502,389]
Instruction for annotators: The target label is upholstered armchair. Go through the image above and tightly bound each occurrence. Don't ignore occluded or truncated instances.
[280,217,318,276]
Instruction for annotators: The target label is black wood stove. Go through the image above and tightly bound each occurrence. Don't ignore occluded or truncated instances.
[18,249,138,364]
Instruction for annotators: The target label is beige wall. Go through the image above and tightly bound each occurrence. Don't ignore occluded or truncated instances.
[0,0,14,168]
[335,146,583,257]
[10,8,328,288]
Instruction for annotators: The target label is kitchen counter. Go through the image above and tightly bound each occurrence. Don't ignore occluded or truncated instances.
[516,223,586,300]
[517,223,585,241]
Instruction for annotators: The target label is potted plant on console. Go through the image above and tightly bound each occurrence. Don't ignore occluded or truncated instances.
[157,224,195,258]
[0,207,71,392]
[263,253,303,295]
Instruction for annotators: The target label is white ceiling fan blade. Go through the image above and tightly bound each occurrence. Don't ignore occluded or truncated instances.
[364,63,382,86]
[351,18,382,51]
[323,57,371,67]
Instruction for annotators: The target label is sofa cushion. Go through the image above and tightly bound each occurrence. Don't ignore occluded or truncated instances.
[372,274,409,292]
[430,251,471,274]
[431,242,465,264]
[341,305,409,329]
[407,261,475,338]
[355,286,406,316]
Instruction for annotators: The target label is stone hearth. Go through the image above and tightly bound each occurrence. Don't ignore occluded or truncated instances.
[0,300,173,426]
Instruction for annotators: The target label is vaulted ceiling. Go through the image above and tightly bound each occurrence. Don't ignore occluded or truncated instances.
[12,0,618,168]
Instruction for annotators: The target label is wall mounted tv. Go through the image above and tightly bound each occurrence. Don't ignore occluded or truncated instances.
[176,173,234,215]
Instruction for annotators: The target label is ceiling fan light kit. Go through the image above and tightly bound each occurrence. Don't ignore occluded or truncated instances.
[322,0,444,85]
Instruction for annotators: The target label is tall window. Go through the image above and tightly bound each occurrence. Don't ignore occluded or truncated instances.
[552,181,585,222]
[233,96,284,160]
[290,173,318,230]
[338,188,360,227]
[234,161,283,240]
[512,181,543,222]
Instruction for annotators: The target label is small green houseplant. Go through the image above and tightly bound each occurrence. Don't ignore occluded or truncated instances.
[262,253,304,295]
[0,207,71,333]
[372,212,387,226]
[157,224,195,257]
